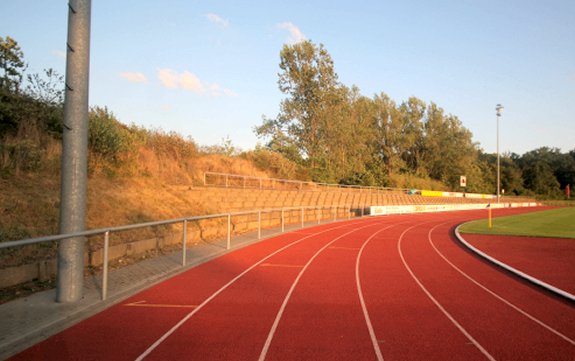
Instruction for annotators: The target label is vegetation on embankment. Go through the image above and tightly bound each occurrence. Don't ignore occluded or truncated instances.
[1,34,573,245]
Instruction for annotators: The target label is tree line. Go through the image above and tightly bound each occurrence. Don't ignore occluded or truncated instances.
[1,35,573,198]
[255,40,574,198]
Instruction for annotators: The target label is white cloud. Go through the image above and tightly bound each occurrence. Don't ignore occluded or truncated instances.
[157,68,237,97]
[158,68,179,89]
[180,71,205,93]
[120,72,147,83]
[52,50,66,60]
[208,83,239,97]
[277,22,306,44]
[206,13,229,28]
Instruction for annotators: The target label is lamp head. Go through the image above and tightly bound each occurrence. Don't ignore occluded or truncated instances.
[496,103,504,116]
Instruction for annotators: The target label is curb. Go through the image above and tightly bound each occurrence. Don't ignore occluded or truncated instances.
[454,225,575,303]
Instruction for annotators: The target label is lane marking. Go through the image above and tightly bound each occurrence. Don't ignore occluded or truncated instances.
[136,217,383,360]
[258,222,382,361]
[355,226,395,361]
[329,246,361,251]
[455,226,575,302]
[397,224,497,361]
[429,223,575,346]
[124,301,198,309]
[260,263,304,268]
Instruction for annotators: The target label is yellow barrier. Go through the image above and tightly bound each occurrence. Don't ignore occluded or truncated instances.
[421,190,444,197]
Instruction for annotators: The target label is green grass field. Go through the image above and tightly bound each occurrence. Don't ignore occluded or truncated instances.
[459,207,575,239]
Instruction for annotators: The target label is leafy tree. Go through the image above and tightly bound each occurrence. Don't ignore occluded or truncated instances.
[499,154,524,195]
[523,160,561,197]
[398,97,426,175]
[256,40,340,172]
[0,36,26,92]
[372,92,405,176]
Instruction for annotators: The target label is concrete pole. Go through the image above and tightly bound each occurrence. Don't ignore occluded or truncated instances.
[57,0,91,303]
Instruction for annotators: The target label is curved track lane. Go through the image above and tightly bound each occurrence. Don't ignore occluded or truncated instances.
[10,208,575,360]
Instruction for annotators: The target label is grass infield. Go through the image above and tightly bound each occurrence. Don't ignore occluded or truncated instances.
[459,207,575,239]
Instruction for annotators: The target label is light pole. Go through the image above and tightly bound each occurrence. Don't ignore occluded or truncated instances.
[496,104,503,203]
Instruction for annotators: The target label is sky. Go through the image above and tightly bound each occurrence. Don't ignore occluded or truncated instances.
[2,0,574,155]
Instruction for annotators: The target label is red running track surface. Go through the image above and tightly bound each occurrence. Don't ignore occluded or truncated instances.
[463,233,575,295]
[9,207,575,360]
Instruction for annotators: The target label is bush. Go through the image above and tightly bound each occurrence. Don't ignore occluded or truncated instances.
[89,107,129,163]
[0,138,42,173]
[145,129,197,161]
[242,147,302,180]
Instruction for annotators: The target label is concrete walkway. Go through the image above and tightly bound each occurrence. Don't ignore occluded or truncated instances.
[0,221,316,359]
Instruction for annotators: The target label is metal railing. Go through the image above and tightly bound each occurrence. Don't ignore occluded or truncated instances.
[203,171,409,193]
[0,204,366,301]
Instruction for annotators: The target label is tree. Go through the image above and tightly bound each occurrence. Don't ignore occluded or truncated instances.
[398,97,426,175]
[372,92,405,176]
[517,147,573,196]
[256,40,341,173]
[0,36,26,92]
[499,154,524,195]
[523,160,561,197]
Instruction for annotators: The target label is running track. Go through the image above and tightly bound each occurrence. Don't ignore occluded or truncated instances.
[10,208,575,360]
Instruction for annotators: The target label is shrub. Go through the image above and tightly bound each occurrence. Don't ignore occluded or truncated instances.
[242,147,302,180]
[0,138,42,173]
[88,106,128,163]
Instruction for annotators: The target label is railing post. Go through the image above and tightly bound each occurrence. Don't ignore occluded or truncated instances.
[225,174,229,188]
[182,219,187,266]
[102,231,110,301]
[333,206,336,222]
[301,207,304,228]
[317,207,321,224]
[258,210,261,239]
[227,214,231,250]
[281,208,285,232]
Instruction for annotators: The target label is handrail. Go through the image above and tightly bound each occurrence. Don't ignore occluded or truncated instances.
[203,171,409,193]
[0,204,364,301]
[202,171,505,201]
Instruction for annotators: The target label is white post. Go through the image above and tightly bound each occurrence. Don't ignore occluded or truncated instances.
[182,220,187,266]
[258,211,261,239]
[102,231,109,301]
[227,214,231,249]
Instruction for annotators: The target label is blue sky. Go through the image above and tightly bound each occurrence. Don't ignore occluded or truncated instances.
[2,0,574,154]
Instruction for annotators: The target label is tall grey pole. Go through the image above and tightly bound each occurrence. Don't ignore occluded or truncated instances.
[57,0,91,303]
[495,104,503,204]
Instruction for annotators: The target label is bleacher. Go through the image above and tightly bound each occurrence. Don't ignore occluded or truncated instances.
[187,172,505,213]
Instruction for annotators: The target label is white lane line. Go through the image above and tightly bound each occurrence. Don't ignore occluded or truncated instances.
[455,226,575,302]
[397,225,497,361]
[356,226,395,361]
[428,223,575,346]
[260,263,304,268]
[258,222,381,361]
[124,301,197,309]
[135,218,380,360]
[330,246,361,251]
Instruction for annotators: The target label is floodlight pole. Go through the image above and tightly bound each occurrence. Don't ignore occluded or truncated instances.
[57,0,91,303]
[496,104,503,204]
